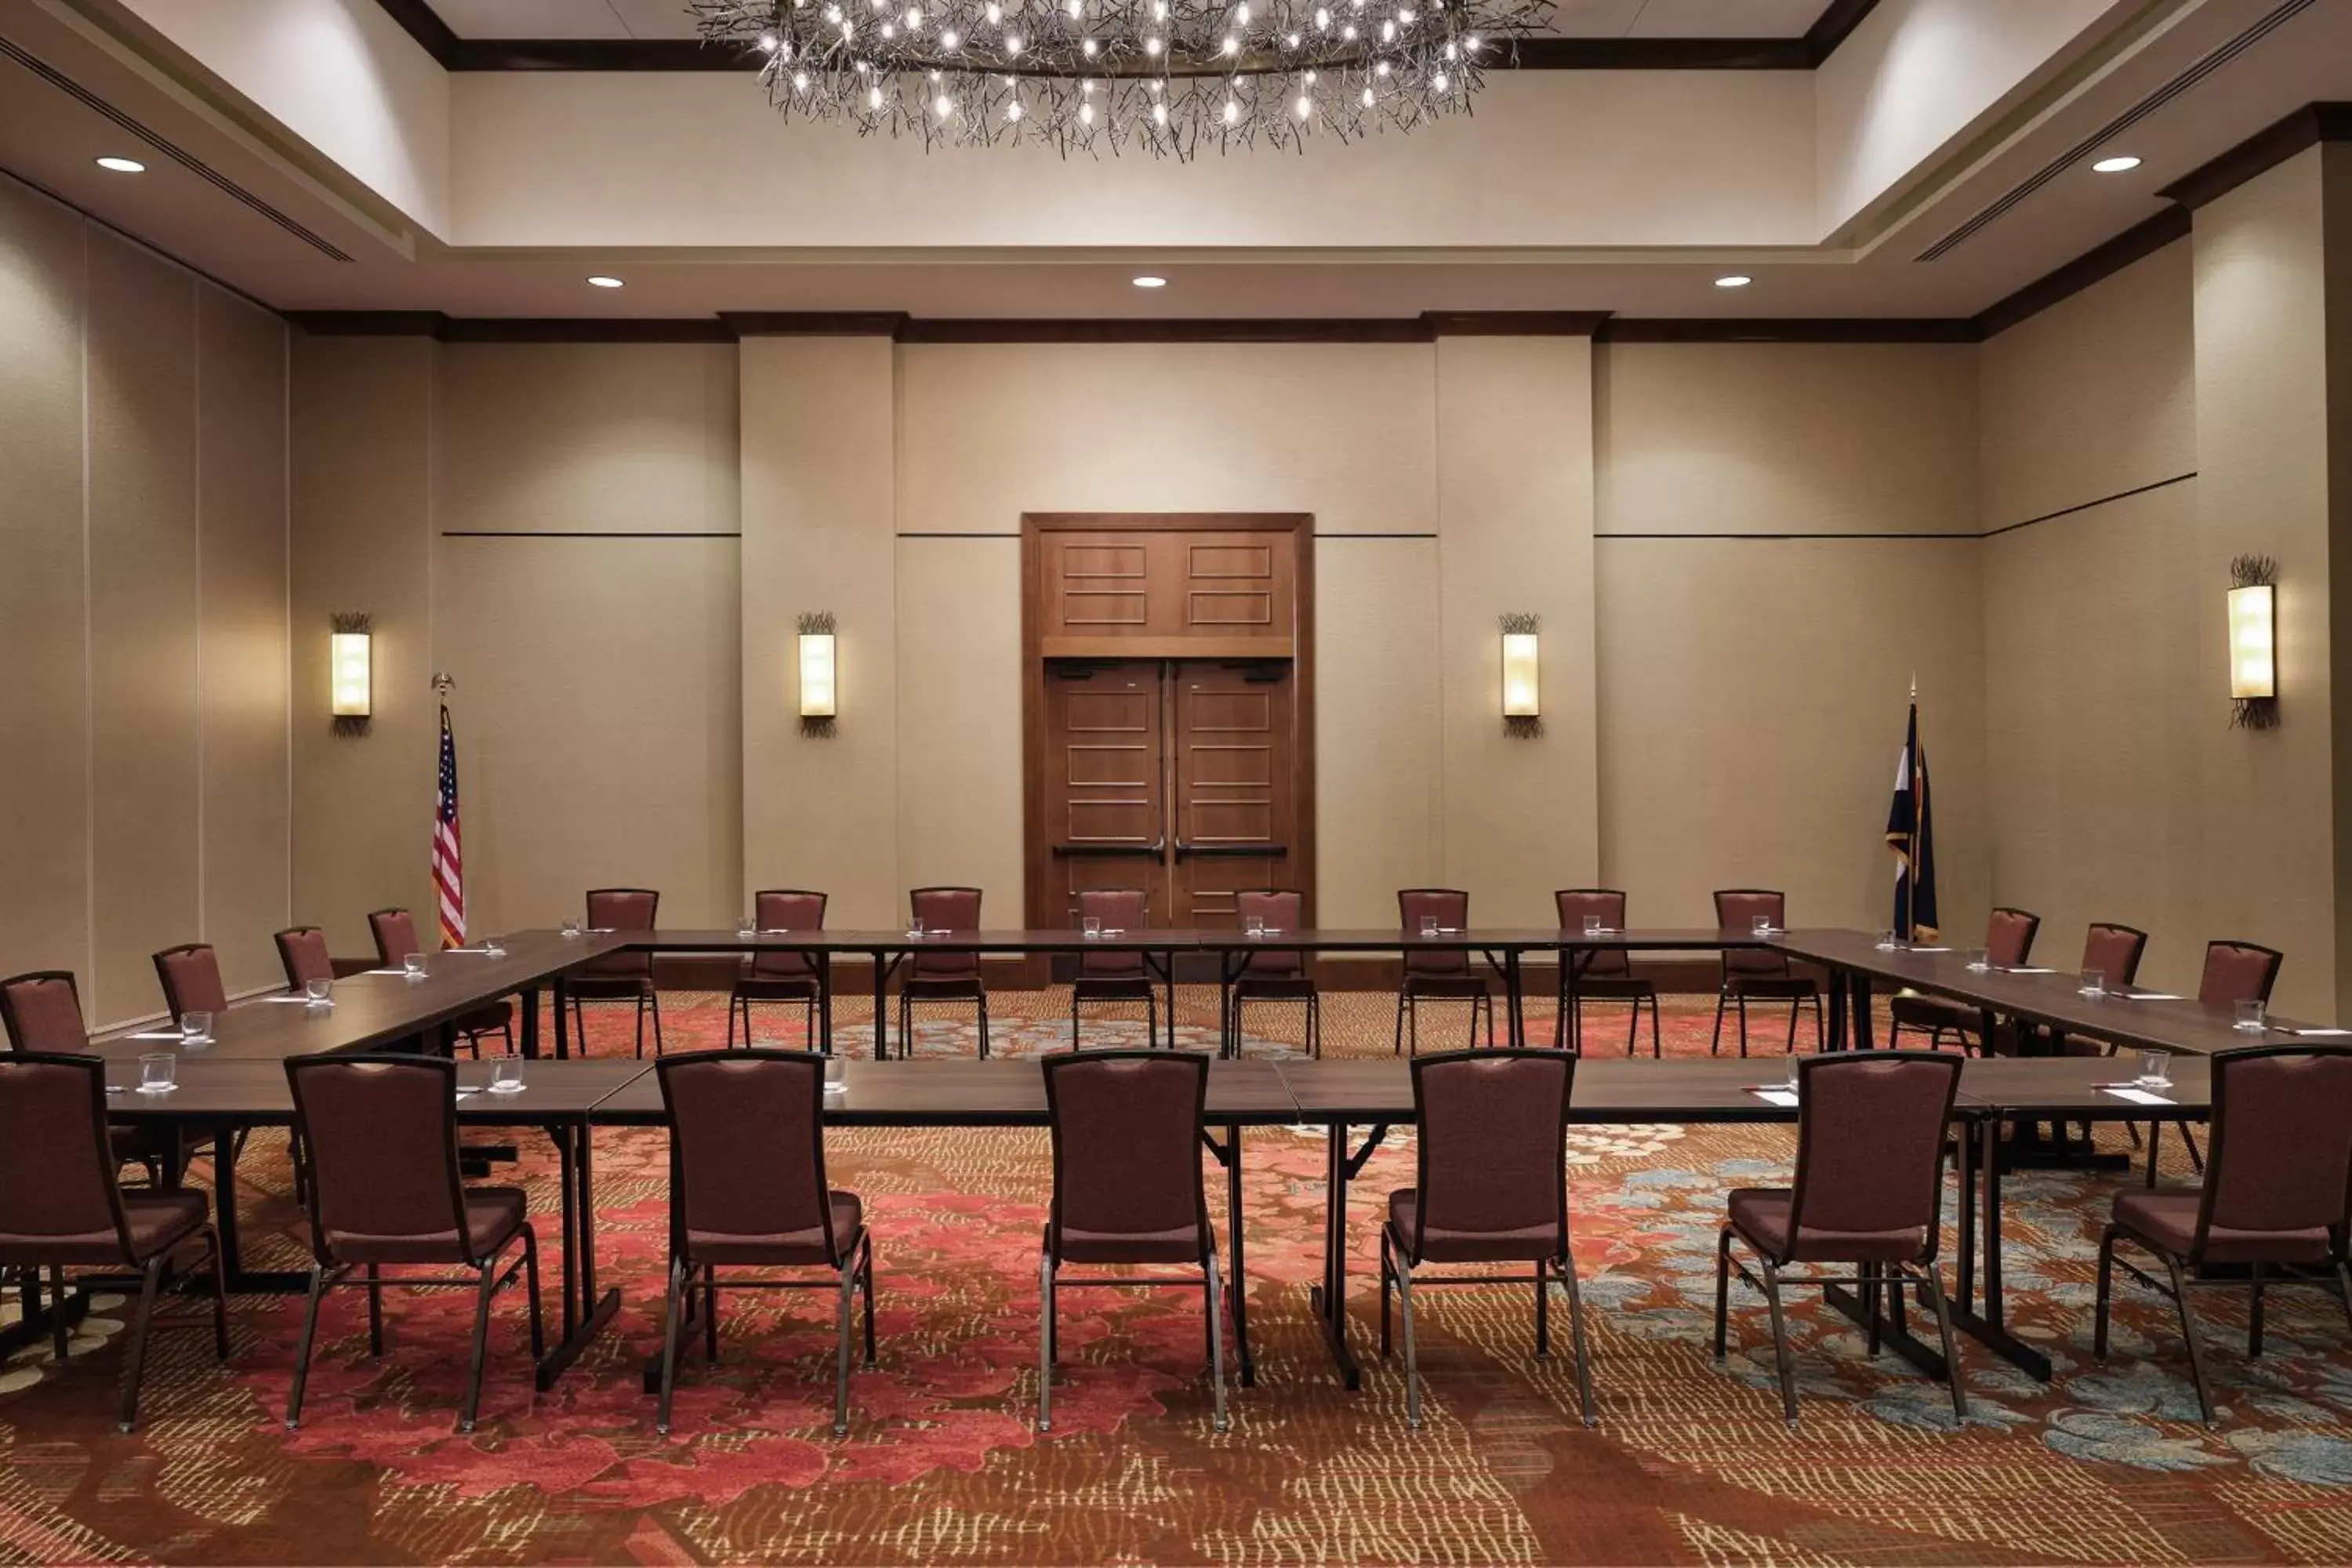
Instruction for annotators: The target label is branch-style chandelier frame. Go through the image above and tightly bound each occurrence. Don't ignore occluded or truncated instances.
[690,0,1555,158]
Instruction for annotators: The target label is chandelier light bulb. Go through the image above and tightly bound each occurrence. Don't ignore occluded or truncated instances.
[793,71,810,89]
[1006,33,1022,50]
[936,92,953,114]
[1145,35,1161,51]
[1341,23,1356,38]
[1360,85,1374,105]
[942,27,959,44]
[1314,7,1329,25]
[1381,18,1394,38]
[1236,2,1250,20]
[824,5,840,20]
[1083,36,1098,53]
[1294,93,1311,117]
[984,1,1000,20]
[1285,31,1299,45]
[1374,58,1388,74]
[1007,97,1023,118]
[1153,100,1168,122]
[758,30,780,49]
[1082,101,1095,122]
[1223,99,1240,123]
[1222,35,1237,52]
[1432,70,1446,89]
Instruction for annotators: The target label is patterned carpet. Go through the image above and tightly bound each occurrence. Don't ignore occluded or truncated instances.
[6,985,2352,1565]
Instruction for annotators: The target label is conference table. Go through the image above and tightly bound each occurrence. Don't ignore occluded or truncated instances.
[51,922,2343,1397]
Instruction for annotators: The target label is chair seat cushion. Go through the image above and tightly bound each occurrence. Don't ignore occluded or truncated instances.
[1727,1188,1926,1264]
[456,1001,513,1035]
[1725,977,1817,1000]
[2112,1189,2336,1265]
[1056,1221,1210,1265]
[688,1191,864,1266]
[734,977,820,1002]
[1889,993,1977,1033]
[0,1189,208,1266]
[328,1187,526,1265]
[1387,1189,1559,1265]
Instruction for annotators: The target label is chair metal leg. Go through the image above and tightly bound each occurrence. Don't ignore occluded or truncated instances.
[833,1265,855,1438]
[2158,1251,2219,1425]
[1557,1244,1599,1427]
[650,989,666,1055]
[1534,1256,1550,1359]
[1396,1256,1422,1430]
[2093,1227,2118,1359]
[977,992,990,1059]
[205,1226,230,1360]
[287,1264,328,1429]
[1918,1265,1968,1421]
[703,1264,719,1363]
[633,995,646,1060]
[861,1240,878,1367]
[1647,995,1663,1058]
[1037,1252,1056,1433]
[1378,1229,1394,1359]
[2144,1122,2162,1186]
[1711,992,1727,1056]
[2180,1127,2205,1174]
[459,1257,498,1433]
[1712,1229,1733,1359]
[1553,983,1566,1050]
[1737,996,1751,1058]
[726,993,739,1050]
[48,1264,69,1363]
[1206,1250,1230,1433]
[365,1263,384,1356]
[1393,993,1406,1056]
[1071,999,1082,1051]
[522,1226,546,1360]
[2249,1263,2265,1358]
[656,1258,687,1436]
[1784,997,1799,1054]
[1864,1266,1882,1357]
[1759,1259,1798,1428]
[1810,994,1824,1054]
[116,1255,165,1433]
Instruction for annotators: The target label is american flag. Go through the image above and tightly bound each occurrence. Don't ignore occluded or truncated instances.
[434,704,466,949]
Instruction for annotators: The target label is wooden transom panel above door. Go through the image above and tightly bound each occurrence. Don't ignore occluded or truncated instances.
[1033,522,1299,660]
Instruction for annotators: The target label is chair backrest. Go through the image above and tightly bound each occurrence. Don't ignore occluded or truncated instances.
[0,971,88,1054]
[909,887,982,979]
[2198,1046,2352,1256]
[1781,1051,1962,1262]
[1076,888,1149,977]
[1406,1049,1573,1260]
[275,927,335,988]
[1556,889,1631,978]
[1987,907,2040,968]
[586,887,659,979]
[2198,940,2283,1007]
[369,907,422,967]
[1715,889,1790,978]
[0,1054,132,1255]
[751,889,827,980]
[1234,889,1308,980]
[152,944,228,1021]
[285,1055,471,1264]
[1044,1051,1210,1259]
[1399,888,1471,978]
[658,1049,842,1263]
[2081,923,2148,987]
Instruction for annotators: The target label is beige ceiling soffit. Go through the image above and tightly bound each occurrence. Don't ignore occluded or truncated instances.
[31,0,426,256]
[418,245,1862,269]
[1819,0,2198,257]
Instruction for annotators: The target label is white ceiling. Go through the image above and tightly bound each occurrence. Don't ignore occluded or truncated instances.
[422,0,1835,39]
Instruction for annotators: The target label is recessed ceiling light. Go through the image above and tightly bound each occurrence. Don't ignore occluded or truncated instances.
[94,156,146,174]
[1714,274,1752,289]
[1132,274,1168,289]
[2091,155,2143,174]
[586,274,625,289]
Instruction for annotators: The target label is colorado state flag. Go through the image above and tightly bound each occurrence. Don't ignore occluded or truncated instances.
[1886,702,1938,942]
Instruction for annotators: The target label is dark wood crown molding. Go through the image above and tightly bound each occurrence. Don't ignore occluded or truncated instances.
[289,312,732,343]
[374,0,1880,71]
[2158,101,2352,211]
[1599,318,1976,344]
[298,310,1608,343]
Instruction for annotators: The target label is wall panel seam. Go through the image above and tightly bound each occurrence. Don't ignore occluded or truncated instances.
[1980,472,2198,538]
[193,275,206,942]
[80,216,96,1011]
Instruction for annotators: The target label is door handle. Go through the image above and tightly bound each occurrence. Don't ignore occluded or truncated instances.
[1051,838,1167,858]
[1174,841,1288,859]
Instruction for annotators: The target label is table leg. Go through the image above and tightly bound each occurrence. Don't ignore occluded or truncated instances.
[213,1117,305,1294]
[1309,1122,1362,1390]
[1849,973,1875,1051]
[818,951,834,1055]
[1824,970,1847,1054]
[554,976,571,1061]
[1504,949,1526,1048]
[1944,1112,2053,1379]
[1955,1109,1977,1315]
[539,1116,619,1390]
[521,984,541,1061]
[873,949,889,1062]
[1221,1126,1254,1387]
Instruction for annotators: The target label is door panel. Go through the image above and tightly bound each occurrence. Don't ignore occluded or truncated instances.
[1042,662,1171,926]
[1173,662,1297,931]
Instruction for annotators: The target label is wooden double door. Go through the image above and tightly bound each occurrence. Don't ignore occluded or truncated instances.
[1040,659,1301,930]
[1022,514,1314,935]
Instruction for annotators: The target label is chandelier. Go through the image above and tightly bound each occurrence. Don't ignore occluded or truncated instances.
[689,0,1555,158]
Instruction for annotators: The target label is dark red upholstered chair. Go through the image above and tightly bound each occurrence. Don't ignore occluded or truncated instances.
[1070,887,1162,1049]
[568,889,664,1057]
[1888,907,2041,1052]
[1711,890,1822,1058]
[1227,888,1320,1059]
[368,908,513,1058]
[2,970,176,1187]
[1380,1049,1597,1429]
[0,1054,228,1432]
[2096,1045,2352,1425]
[1715,1051,1966,1428]
[274,927,335,989]
[900,887,989,1059]
[1395,889,1493,1055]
[1554,889,1660,1057]
[282,1055,543,1433]
[2054,923,2151,1152]
[151,944,229,1023]
[729,889,829,1050]
[1039,1051,1227,1434]
[653,1050,876,1436]
[2198,940,2284,1009]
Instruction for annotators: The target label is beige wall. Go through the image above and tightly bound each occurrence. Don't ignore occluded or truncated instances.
[1595,341,1989,935]
[0,177,289,1025]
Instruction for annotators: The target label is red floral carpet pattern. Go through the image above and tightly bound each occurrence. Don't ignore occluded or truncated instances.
[5,987,2352,1564]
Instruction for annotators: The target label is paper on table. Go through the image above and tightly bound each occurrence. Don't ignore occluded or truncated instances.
[260,995,318,1004]
[2118,992,2183,1002]
[455,1085,482,1098]
[2103,1087,2176,1106]
[2294,1027,2352,1037]
[2003,967,2057,975]
[362,969,407,977]
[1907,946,1953,953]
[123,1030,184,1040]
[1750,1088,1800,1108]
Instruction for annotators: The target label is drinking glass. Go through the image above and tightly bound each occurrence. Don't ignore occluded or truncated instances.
[2236,999,2268,1033]
[1875,929,1897,951]
[2079,967,2106,998]
[1583,914,1603,937]
[180,1009,212,1045]
[481,934,506,957]
[403,953,426,981]
[304,978,333,1007]
[489,1055,526,1094]
[561,917,583,939]
[1753,914,1773,938]
[909,913,927,940]
[2135,1050,2172,1089]
[1965,948,1991,972]
[1243,913,1266,939]
[138,1052,176,1094]
[1784,1058,1802,1094]
[1082,915,1102,940]
[1419,915,1439,938]
[738,914,758,939]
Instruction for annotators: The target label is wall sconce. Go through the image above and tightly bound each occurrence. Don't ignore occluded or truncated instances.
[797,611,837,735]
[329,613,372,736]
[1500,612,1541,739]
[2229,555,2278,730]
